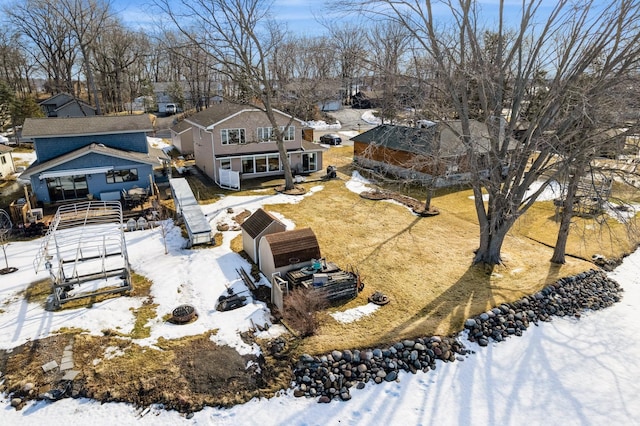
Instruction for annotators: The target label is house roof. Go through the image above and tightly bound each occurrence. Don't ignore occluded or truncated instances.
[0,145,13,154]
[351,121,502,157]
[20,142,167,180]
[301,140,327,152]
[170,119,193,134]
[39,92,96,112]
[22,115,153,138]
[38,92,74,106]
[241,208,285,239]
[263,228,321,268]
[185,103,303,130]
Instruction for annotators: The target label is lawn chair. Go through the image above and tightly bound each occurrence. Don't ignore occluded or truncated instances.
[126,218,137,232]
[122,189,133,209]
[136,217,148,230]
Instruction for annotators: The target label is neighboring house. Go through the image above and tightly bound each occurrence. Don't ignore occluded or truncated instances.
[352,120,513,187]
[0,144,15,179]
[181,103,325,190]
[170,119,194,155]
[20,115,169,204]
[258,228,321,280]
[352,90,383,109]
[241,208,287,264]
[39,93,97,117]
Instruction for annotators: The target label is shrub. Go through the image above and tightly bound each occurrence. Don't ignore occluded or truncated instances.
[282,288,328,337]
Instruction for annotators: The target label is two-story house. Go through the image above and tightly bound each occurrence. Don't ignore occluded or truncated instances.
[39,92,97,117]
[182,103,325,190]
[20,115,169,204]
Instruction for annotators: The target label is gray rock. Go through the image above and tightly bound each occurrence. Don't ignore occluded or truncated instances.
[464,318,477,328]
[10,398,22,408]
[331,350,343,362]
[384,371,398,382]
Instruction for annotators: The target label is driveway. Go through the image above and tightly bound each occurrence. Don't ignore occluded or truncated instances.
[326,107,378,133]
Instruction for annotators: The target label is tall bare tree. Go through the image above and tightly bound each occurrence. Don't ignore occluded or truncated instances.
[326,23,367,106]
[366,21,411,123]
[5,0,78,94]
[50,0,113,114]
[155,0,300,190]
[349,0,640,267]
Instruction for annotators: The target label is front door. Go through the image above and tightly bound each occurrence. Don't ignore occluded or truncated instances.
[46,175,89,202]
[301,153,317,173]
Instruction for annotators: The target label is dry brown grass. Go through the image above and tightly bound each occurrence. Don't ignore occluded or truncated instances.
[257,146,639,355]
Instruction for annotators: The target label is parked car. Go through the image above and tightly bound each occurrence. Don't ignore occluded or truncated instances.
[320,133,342,145]
[165,103,177,115]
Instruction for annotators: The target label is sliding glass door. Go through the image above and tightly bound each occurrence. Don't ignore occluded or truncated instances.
[46,175,89,202]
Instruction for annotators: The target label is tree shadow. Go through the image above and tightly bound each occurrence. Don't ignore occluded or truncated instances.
[376,264,495,345]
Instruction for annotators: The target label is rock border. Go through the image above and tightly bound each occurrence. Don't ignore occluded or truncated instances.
[290,269,623,402]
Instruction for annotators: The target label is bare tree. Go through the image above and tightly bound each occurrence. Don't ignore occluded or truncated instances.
[325,23,367,106]
[366,21,411,123]
[349,0,640,267]
[155,0,301,190]
[91,20,144,113]
[5,0,78,94]
[50,0,113,114]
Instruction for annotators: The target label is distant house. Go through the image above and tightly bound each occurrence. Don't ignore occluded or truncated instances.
[179,103,325,190]
[20,115,170,204]
[258,228,321,280]
[352,120,513,187]
[352,90,383,109]
[241,208,287,264]
[39,93,97,117]
[0,144,15,179]
[169,119,194,155]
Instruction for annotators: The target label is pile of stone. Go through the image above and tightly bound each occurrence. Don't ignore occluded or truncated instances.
[464,269,622,347]
[290,268,623,403]
[292,336,468,402]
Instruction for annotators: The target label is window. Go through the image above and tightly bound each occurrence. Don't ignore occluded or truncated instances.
[282,125,295,141]
[255,156,267,173]
[221,128,246,145]
[242,158,254,173]
[107,168,139,184]
[0,156,6,165]
[220,159,231,169]
[267,155,280,171]
[257,127,275,142]
[257,126,294,142]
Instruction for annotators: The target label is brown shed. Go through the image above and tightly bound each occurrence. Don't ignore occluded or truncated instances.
[241,208,287,264]
[258,228,321,279]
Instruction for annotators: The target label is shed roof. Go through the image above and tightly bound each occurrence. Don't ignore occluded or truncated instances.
[263,228,321,268]
[22,115,153,138]
[241,208,284,239]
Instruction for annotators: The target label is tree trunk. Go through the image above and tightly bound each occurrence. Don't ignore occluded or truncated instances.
[473,225,509,266]
[277,139,295,190]
[423,186,433,211]
[551,165,583,264]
